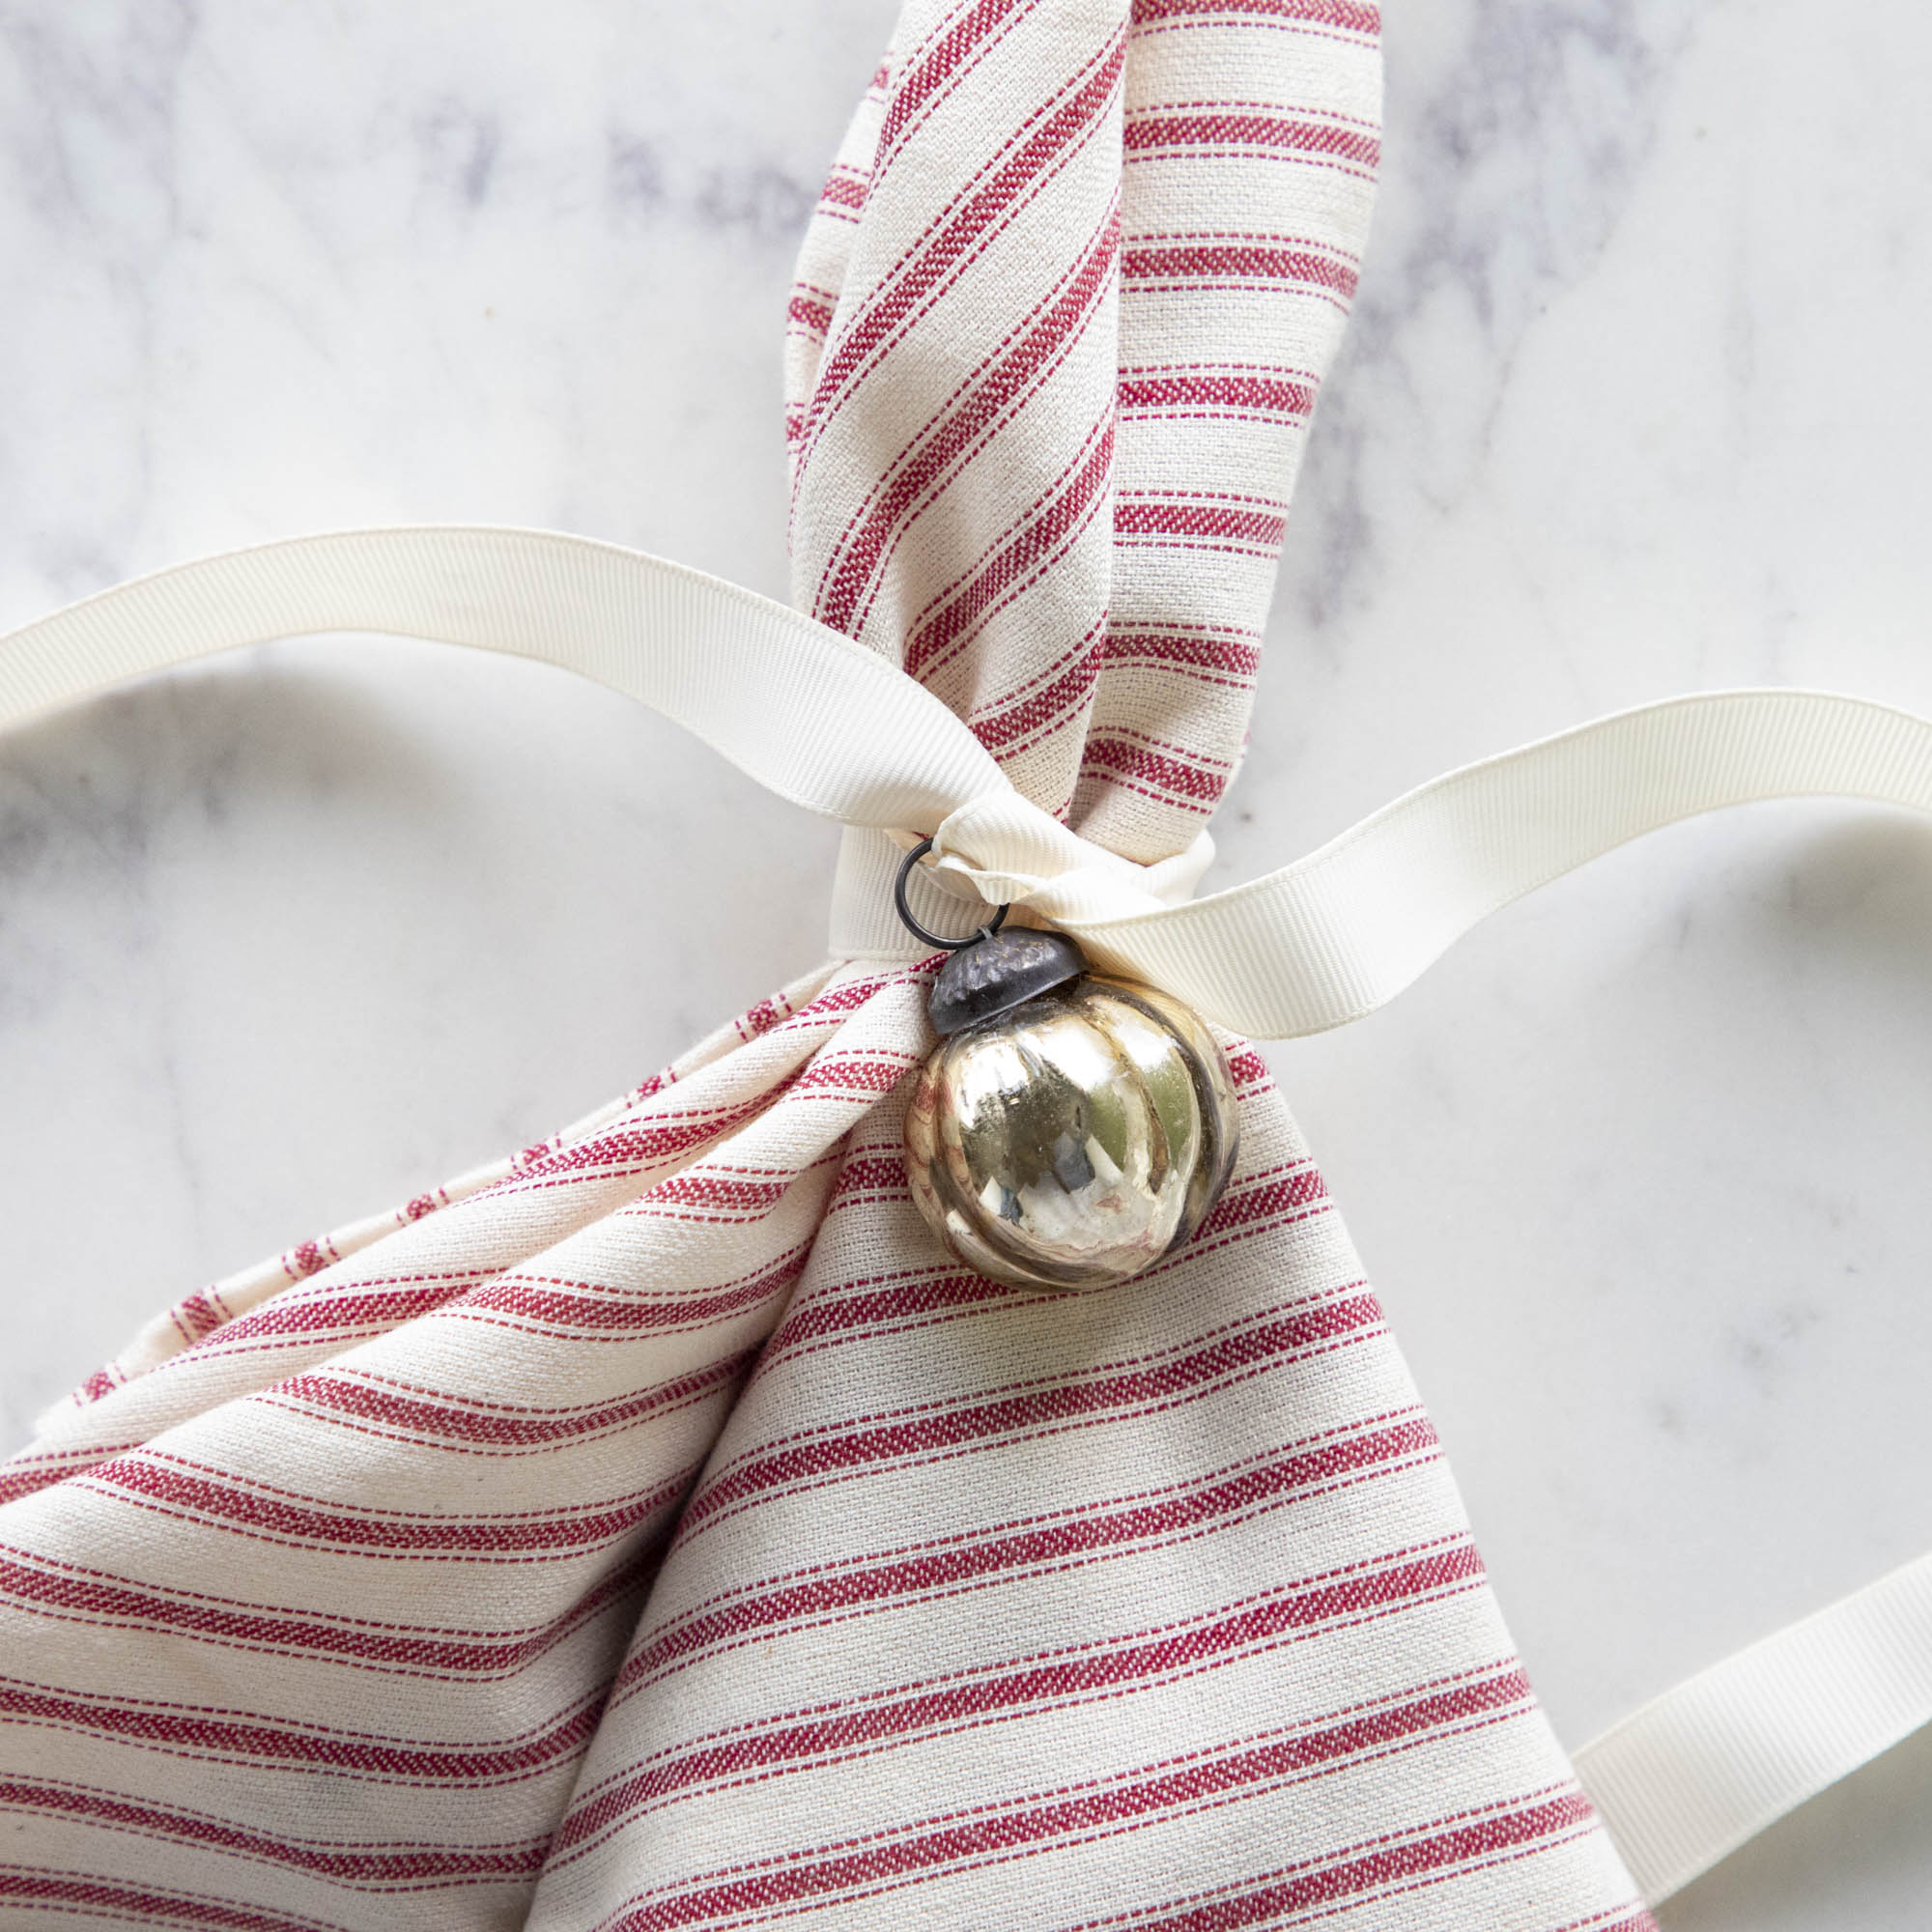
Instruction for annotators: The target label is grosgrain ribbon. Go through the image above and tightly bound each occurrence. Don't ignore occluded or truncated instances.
[7,526,1931,1044]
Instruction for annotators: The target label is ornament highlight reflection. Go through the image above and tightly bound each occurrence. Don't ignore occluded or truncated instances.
[904,973,1237,1292]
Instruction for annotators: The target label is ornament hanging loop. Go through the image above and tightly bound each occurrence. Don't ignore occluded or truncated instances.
[892,834,1239,1294]
[893,837,1009,951]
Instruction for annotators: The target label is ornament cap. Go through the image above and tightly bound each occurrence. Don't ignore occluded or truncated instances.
[928,928,1088,1035]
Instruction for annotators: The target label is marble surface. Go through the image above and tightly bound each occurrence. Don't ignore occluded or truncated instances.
[3,3,1930,1923]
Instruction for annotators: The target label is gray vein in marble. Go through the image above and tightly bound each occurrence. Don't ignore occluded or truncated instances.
[1288,0,1687,628]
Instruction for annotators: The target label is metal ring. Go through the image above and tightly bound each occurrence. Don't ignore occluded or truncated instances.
[893,837,1009,951]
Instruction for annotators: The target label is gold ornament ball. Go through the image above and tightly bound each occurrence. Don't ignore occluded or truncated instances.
[904,961,1238,1293]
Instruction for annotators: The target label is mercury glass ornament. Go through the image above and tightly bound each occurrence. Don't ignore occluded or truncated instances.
[903,927,1238,1291]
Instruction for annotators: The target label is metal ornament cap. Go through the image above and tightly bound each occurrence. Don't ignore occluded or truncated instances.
[928,927,1088,1035]
[904,969,1239,1293]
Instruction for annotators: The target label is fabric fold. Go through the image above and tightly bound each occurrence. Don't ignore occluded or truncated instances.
[526,1040,1643,1930]
[0,963,931,1929]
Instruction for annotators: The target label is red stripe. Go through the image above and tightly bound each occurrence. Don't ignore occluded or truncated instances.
[901,419,1115,684]
[966,635,1105,755]
[675,1288,1383,1538]
[499,1093,784,1188]
[0,1535,654,1674]
[0,1778,548,1885]
[786,294,834,334]
[1122,241,1358,299]
[282,1237,338,1282]
[610,1414,1439,1698]
[0,1869,332,1932]
[593,1560,1501,1926]
[269,1347,753,1452]
[1066,1791,1602,1931]
[143,1229,789,1368]
[761,1265,1027,1359]
[1196,1162,1327,1236]
[771,1155,1328,1363]
[1101,629,1264,685]
[825,1153,916,1204]
[1130,0,1381,33]
[566,1653,1520,1867]
[818,172,867,213]
[787,1158,1321,1361]
[630,1172,793,1214]
[1118,371,1315,418]
[173,1063,829,1364]
[1123,111,1380,170]
[1080,735,1233,810]
[158,1279,483,1355]
[482,973,890,1195]
[591,1544,1485,1820]
[797,37,1123,476]
[875,0,1036,166]
[0,1673,602,1781]
[812,214,1119,635]
[0,1442,142,1508]
[1114,497,1287,549]
[79,1452,699,1560]
[450,1244,810,1344]
[790,1051,919,1097]
[168,1291,229,1347]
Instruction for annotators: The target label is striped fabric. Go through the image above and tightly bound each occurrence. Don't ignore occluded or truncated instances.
[0,4,1656,1927]
[786,0,1380,863]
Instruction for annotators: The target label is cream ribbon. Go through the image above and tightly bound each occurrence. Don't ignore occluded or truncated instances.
[3,524,1930,1901]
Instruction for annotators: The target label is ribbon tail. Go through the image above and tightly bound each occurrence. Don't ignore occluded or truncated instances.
[0,525,1011,837]
[1058,688,1932,1038]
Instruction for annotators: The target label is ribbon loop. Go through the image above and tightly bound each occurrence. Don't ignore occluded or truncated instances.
[925,795,1211,930]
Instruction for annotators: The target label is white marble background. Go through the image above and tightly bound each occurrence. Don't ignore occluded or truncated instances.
[3,2,1930,1924]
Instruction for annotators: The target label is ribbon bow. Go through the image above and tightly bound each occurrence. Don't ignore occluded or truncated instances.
[7,524,1930,1044]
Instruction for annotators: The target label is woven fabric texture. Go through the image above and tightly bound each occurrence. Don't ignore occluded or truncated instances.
[0,4,1654,1926]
